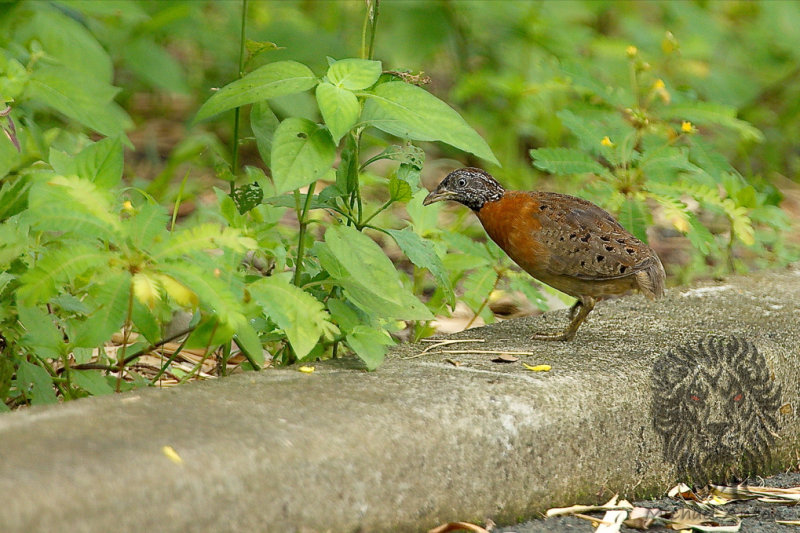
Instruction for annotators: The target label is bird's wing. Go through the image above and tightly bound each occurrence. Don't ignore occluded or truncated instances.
[532,192,657,281]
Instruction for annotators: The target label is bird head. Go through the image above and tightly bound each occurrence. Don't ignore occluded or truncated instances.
[422,167,505,211]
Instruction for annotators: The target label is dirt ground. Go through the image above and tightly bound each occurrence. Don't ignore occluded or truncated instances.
[497,471,800,533]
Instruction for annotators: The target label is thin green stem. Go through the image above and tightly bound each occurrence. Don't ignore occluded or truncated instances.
[219,342,231,377]
[116,281,136,393]
[367,0,380,60]
[230,0,249,188]
[292,181,317,286]
[150,335,190,386]
[464,269,503,330]
[358,199,393,229]
[170,170,190,232]
[182,320,220,384]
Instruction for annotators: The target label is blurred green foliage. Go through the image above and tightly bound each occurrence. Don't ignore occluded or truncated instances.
[0,0,798,407]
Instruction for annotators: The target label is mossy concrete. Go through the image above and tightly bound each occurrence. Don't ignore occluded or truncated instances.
[1,267,799,533]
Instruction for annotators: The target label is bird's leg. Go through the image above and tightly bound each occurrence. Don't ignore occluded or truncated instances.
[532,296,596,341]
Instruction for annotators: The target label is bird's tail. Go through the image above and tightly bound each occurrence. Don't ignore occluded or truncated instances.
[635,255,666,300]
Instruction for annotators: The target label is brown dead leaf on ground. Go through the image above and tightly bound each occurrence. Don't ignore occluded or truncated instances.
[427,521,490,533]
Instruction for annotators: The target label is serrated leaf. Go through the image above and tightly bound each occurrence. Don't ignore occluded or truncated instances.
[132,299,161,344]
[17,245,110,306]
[618,197,648,243]
[327,58,382,90]
[124,202,169,249]
[362,81,499,165]
[71,272,131,348]
[152,223,256,260]
[270,117,336,194]
[249,274,338,359]
[72,370,115,396]
[132,271,161,309]
[660,102,764,142]
[251,101,279,166]
[346,325,394,370]
[0,174,31,219]
[74,136,123,188]
[160,263,245,329]
[385,227,454,307]
[530,147,606,175]
[194,60,317,122]
[388,177,413,202]
[16,359,57,405]
[317,225,433,321]
[17,304,65,359]
[315,81,359,143]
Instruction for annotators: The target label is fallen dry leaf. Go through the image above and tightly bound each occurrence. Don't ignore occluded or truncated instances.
[596,509,627,532]
[162,445,183,465]
[491,355,519,363]
[666,508,740,532]
[546,494,632,517]
[624,507,664,529]
[427,521,489,533]
[776,520,800,526]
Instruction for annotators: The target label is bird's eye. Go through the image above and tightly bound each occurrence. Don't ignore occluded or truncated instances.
[457,178,467,187]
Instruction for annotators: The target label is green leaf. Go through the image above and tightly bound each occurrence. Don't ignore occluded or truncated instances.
[315,81,360,143]
[122,37,189,94]
[639,146,694,181]
[28,63,131,137]
[27,174,121,236]
[388,177,413,203]
[0,174,31,219]
[17,245,110,306]
[461,267,498,315]
[71,272,131,349]
[132,299,161,344]
[234,321,265,366]
[385,228,454,307]
[556,109,606,155]
[346,325,394,370]
[231,182,264,215]
[249,274,338,359]
[124,202,169,250]
[530,147,606,175]
[72,370,115,396]
[327,58,382,90]
[152,223,256,260]
[660,102,765,143]
[194,60,317,122]
[361,81,499,165]
[17,304,65,359]
[160,263,246,329]
[251,101,279,166]
[270,117,336,194]
[74,136,124,188]
[317,225,433,321]
[617,197,648,243]
[16,359,57,405]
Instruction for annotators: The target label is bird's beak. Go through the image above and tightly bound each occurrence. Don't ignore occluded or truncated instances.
[422,188,457,206]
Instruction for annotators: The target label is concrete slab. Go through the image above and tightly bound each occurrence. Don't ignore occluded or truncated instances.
[1,267,799,532]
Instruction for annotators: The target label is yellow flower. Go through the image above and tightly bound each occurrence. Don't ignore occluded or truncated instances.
[298,365,315,374]
[653,79,665,90]
[601,136,614,148]
[122,200,134,213]
[681,121,694,133]
[626,45,638,58]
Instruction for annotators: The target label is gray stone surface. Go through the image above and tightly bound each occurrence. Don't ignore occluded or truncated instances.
[1,267,799,533]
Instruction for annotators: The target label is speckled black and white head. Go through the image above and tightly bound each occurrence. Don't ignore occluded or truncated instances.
[422,167,505,211]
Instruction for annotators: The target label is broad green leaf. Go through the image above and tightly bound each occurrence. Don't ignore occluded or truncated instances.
[315,81,360,143]
[318,225,433,321]
[28,63,131,137]
[17,245,110,306]
[346,326,394,370]
[327,58,382,90]
[231,182,264,215]
[388,178,413,203]
[124,202,169,249]
[17,304,65,359]
[72,370,115,396]
[270,117,336,194]
[194,60,317,122]
[74,137,124,188]
[385,228,454,307]
[251,101,279,166]
[361,81,499,165]
[71,272,131,349]
[16,359,57,405]
[326,298,362,332]
[617,197,648,243]
[234,321,265,366]
[249,274,338,359]
[530,147,606,175]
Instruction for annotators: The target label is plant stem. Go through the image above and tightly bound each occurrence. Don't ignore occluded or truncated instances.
[115,281,136,393]
[230,0,249,189]
[293,181,317,286]
[358,199,392,229]
[367,0,380,60]
[182,321,219,383]
[464,269,502,330]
